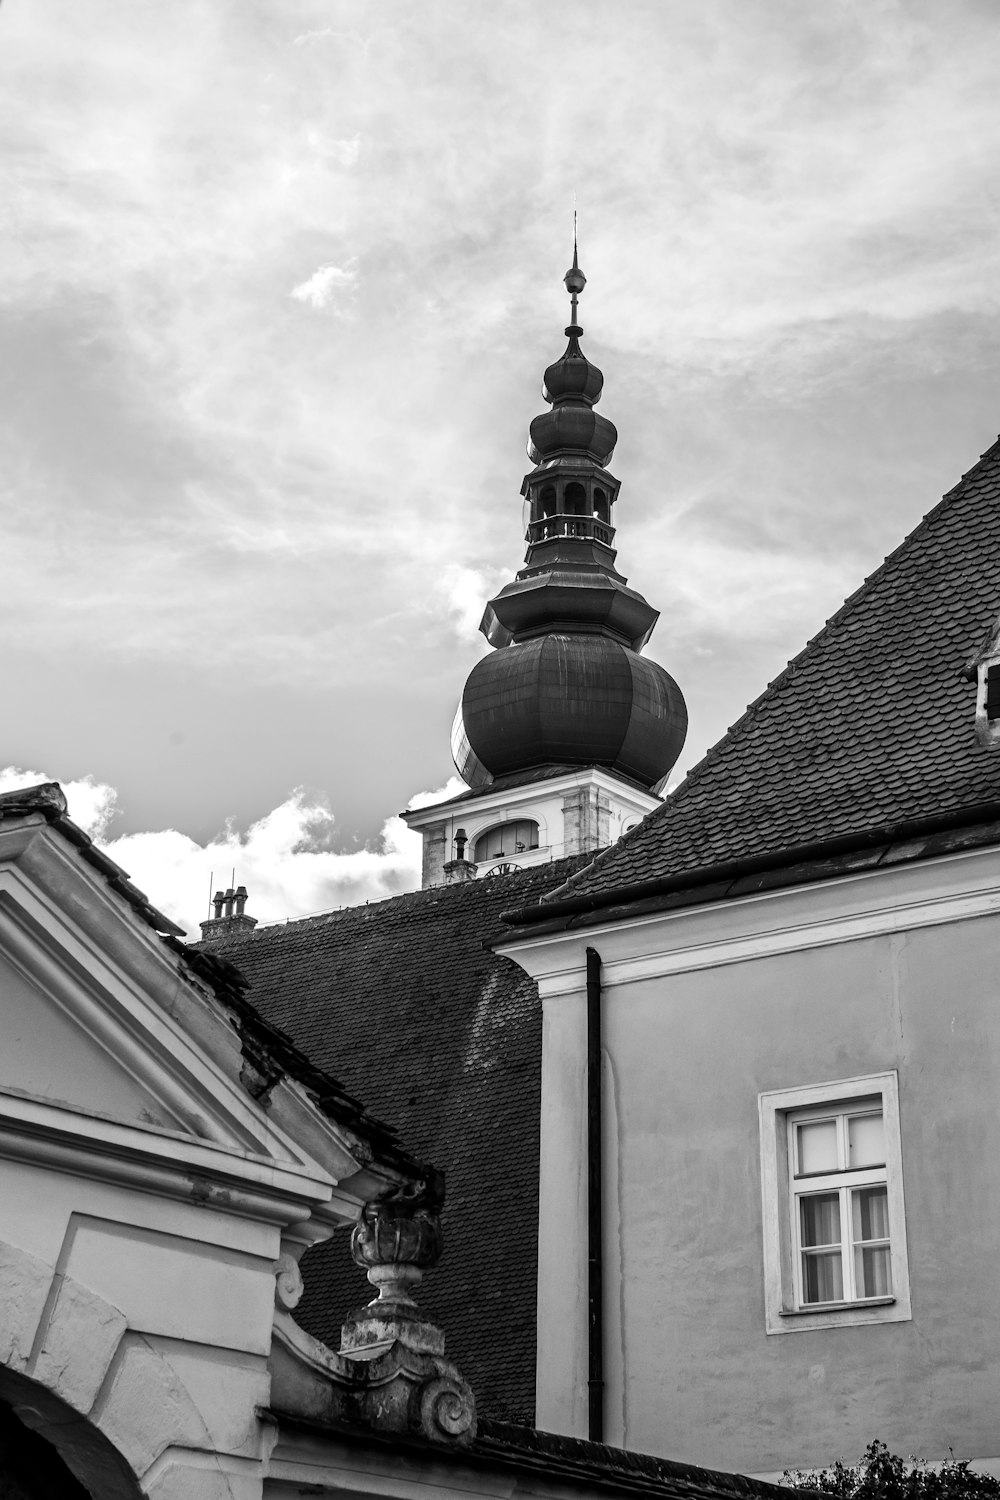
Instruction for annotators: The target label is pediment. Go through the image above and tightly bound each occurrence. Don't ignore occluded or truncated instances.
[0,812,414,1229]
[0,844,341,1185]
[0,947,181,1132]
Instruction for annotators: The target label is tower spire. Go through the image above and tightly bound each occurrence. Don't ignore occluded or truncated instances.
[565,212,586,334]
[448,253,688,794]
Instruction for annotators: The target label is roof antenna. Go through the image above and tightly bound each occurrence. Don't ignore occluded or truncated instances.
[207,870,214,919]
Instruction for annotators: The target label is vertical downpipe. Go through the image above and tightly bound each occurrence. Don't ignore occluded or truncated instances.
[586,946,604,1443]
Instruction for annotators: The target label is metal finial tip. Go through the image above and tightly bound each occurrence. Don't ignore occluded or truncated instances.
[565,209,585,295]
[564,264,586,296]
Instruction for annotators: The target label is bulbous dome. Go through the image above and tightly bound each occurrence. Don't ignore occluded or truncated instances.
[542,335,604,406]
[527,406,618,466]
[454,634,687,791]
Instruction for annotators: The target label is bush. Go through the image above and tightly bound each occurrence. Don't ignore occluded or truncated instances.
[783,1440,1000,1499]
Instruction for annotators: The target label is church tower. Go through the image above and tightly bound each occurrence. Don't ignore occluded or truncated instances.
[404,244,687,885]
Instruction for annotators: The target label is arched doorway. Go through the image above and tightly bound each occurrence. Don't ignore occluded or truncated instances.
[0,1369,141,1500]
[0,1398,90,1499]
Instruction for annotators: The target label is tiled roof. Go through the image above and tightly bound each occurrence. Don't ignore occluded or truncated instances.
[548,435,1000,903]
[207,854,593,1425]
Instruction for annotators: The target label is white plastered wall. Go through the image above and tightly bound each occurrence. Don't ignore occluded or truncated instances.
[500,844,1000,1473]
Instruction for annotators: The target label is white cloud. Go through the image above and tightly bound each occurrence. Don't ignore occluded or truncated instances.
[0,766,467,940]
[0,767,119,841]
[304,129,361,168]
[289,263,357,311]
[406,775,465,811]
[440,563,509,643]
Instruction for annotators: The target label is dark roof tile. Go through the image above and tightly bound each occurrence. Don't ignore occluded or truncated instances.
[551,438,1000,903]
[206,854,593,1425]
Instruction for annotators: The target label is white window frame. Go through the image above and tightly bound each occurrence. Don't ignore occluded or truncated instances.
[758,1073,911,1334]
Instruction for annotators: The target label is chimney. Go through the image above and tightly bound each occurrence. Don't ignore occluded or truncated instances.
[200,884,258,944]
[443,828,478,885]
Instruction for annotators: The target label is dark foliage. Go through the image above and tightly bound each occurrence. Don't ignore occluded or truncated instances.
[784,1441,1000,1500]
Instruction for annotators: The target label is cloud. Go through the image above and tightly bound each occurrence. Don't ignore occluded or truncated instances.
[406,775,465,811]
[0,768,119,841]
[0,766,463,939]
[5,0,1000,843]
[289,262,357,311]
[440,563,509,643]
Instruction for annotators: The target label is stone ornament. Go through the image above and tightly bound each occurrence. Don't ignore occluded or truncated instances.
[269,1182,477,1446]
[273,1252,304,1311]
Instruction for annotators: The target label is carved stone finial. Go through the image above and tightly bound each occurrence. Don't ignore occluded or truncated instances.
[342,1183,446,1358]
[268,1175,475,1447]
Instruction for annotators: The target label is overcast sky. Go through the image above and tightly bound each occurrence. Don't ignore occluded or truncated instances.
[3,0,1000,933]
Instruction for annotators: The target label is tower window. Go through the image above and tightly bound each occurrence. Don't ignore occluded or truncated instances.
[537,484,557,520]
[563,482,587,516]
[594,487,609,523]
[474,820,540,862]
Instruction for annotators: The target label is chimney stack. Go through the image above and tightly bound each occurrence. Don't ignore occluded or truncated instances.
[200,884,258,944]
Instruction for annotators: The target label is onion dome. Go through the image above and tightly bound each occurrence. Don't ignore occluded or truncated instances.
[456,635,687,791]
[528,402,617,467]
[542,335,604,406]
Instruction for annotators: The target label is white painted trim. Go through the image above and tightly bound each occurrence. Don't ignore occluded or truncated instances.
[0,1090,333,1201]
[758,1072,911,1334]
[402,766,659,831]
[500,843,1000,998]
[602,885,1000,987]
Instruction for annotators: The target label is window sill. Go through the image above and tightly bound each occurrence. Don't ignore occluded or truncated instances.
[780,1296,895,1317]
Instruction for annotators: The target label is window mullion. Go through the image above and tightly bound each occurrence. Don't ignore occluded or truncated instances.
[841,1184,854,1300]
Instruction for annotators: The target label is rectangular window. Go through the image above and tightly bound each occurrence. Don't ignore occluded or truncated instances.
[759,1074,910,1334]
[790,1103,889,1307]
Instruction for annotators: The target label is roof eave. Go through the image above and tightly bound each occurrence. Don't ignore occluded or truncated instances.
[494,800,1000,942]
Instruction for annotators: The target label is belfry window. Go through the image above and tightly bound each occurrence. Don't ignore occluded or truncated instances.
[563,482,587,515]
[474,820,540,862]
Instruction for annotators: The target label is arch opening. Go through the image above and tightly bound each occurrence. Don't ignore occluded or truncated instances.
[0,1368,141,1500]
[473,820,540,863]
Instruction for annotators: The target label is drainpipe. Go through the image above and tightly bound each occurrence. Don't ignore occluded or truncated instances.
[586,946,604,1443]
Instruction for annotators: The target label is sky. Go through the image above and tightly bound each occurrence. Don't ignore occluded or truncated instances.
[2,0,1000,935]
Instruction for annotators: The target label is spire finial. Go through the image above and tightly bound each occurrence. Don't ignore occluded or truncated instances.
[564,209,586,336]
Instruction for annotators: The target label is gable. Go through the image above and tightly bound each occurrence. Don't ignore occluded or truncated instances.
[555,434,1000,901]
[0,947,180,1132]
[0,820,383,1200]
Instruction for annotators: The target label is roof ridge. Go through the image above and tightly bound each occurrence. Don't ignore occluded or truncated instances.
[675,432,1000,793]
[211,852,595,939]
[548,431,1000,901]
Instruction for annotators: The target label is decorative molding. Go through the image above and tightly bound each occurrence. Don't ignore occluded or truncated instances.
[502,845,1000,998]
[273,1253,304,1311]
[0,1092,333,1225]
[600,882,1000,990]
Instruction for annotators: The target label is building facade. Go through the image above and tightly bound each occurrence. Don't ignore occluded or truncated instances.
[497,433,1000,1474]
[0,787,803,1500]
